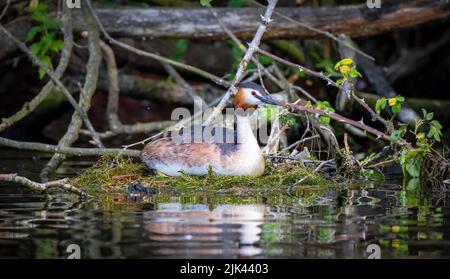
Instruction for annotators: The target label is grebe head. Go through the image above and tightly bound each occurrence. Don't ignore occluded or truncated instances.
[233,82,278,110]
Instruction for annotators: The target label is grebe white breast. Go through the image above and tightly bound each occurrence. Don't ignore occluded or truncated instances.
[141,82,278,176]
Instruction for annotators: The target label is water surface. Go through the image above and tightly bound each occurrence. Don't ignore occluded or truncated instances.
[1,149,449,259]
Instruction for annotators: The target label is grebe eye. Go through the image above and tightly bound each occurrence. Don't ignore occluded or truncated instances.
[251,91,257,96]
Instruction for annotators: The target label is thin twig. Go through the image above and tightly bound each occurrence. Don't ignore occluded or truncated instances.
[0,0,10,21]
[287,159,334,196]
[0,173,84,196]
[257,47,340,89]
[85,0,229,88]
[43,2,104,177]
[162,63,207,110]
[98,40,175,135]
[246,0,375,61]
[0,5,74,133]
[0,25,102,147]
[204,0,279,125]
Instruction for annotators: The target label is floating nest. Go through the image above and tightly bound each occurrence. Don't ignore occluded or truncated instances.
[69,154,332,195]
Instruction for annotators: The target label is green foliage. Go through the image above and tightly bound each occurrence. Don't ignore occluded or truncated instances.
[26,3,63,79]
[280,114,297,126]
[416,108,443,143]
[259,105,297,126]
[334,58,362,86]
[199,0,212,6]
[315,58,339,77]
[391,108,444,178]
[171,39,189,63]
[315,101,335,125]
[400,148,426,178]
[375,96,405,115]
[227,0,245,7]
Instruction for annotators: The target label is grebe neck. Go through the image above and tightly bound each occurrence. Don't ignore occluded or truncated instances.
[236,114,258,146]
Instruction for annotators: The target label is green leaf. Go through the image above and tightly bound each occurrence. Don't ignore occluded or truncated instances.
[50,40,64,52]
[315,59,338,76]
[426,112,434,121]
[431,120,443,129]
[391,103,402,114]
[200,0,212,6]
[280,115,297,126]
[227,0,245,7]
[30,42,41,55]
[406,178,421,191]
[38,68,46,79]
[349,68,362,78]
[391,130,402,141]
[258,54,273,65]
[396,95,405,103]
[26,26,43,42]
[421,108,427,119]
[375,98,387,115]
[319,116,330,125]
[406,160,421,177]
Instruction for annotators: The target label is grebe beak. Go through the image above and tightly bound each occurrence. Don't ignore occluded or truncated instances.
[254,93,279,105]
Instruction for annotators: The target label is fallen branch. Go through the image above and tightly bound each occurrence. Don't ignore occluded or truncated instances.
[0,173,84,196]
[68,1,450,40]
[0,136,140,157]
[85,0,229,88]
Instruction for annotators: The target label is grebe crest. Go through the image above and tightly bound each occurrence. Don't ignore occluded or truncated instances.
[141,82,278,177]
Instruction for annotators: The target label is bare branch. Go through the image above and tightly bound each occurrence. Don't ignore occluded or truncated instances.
[85,0,229,88]
[0,136,140,157]
[0,23,102,147]
[0,173,84,196]
[204,0,279,125]
[43,2,104,176]
[0,5,73,133]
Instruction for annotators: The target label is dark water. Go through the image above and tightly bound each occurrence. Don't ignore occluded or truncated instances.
[1,149,449,259]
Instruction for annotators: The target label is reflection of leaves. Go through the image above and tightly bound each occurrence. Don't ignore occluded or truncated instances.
[260,223,282,244]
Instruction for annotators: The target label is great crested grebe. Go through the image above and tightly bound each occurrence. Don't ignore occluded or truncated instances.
[141,82,278,176]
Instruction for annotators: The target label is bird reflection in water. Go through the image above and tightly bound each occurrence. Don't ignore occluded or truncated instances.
[143,203,266,258]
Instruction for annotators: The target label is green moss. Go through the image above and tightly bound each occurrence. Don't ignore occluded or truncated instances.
[69,154,144,193]
[71,154,332,195]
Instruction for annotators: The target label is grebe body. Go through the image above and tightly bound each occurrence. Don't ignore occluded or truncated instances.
[141,82,277,176]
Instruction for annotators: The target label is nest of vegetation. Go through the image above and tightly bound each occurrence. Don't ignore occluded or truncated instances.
[69,154,332,197]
